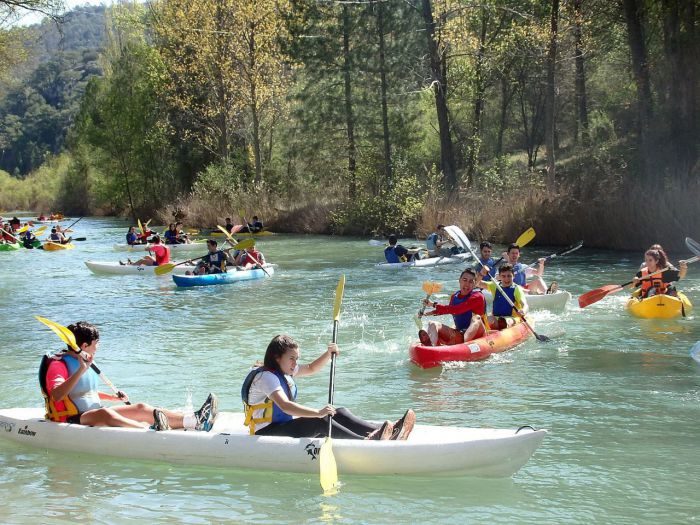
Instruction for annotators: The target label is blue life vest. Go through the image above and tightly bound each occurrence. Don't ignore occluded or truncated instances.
[493,285,518,317]
[241,367,297,434]
[126,232,138,244]
[426,233,438,252]
[50,233,61,242]
[450,290,481,331]
[164,230,177,244]
[384,246,401,263]
[62,354,101,413]
[512,263,527,286]
[476,257,496,281]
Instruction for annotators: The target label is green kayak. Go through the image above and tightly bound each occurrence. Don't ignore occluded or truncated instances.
[0,242,20,251]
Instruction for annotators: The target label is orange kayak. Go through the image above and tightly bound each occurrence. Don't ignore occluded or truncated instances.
[43,242,75,251]
[409,319,532,369]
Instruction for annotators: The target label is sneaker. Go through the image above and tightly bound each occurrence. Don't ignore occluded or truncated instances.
[418,330,432,346]
[366,420,394,440]
[152,409,171,431]
[391,409,416,441]
[195,393,218,431]
[119,260,125,266]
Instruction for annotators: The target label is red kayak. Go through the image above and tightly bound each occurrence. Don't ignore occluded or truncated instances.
[409,319,532,369]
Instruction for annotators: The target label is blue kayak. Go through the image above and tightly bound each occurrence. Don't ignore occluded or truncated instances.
[172,266,274,287]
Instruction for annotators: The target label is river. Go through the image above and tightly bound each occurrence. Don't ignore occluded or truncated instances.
[1,217,698,523]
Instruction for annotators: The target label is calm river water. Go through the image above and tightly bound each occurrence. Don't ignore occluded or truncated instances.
[1,217,698,524]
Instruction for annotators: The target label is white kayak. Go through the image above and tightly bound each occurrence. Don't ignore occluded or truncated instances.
[0,408,546,478]
[84,260,193,276]
[691,341,700,364]
[376,252,472,270]
[113,242,207,252]
[482,289,571,310]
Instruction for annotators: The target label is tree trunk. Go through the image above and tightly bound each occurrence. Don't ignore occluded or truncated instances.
[622,0,653,177]
[465,9,488,188]
[342,5,357,199]
[496,74,513,157]
[421,0,457,190]
[573,0,589,145]
[248,23,263,184]
[544,0,559,190]
[375,0,393,188]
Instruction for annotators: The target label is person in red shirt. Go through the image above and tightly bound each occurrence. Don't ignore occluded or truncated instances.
[122,235,170,266]
[418,268,487,346]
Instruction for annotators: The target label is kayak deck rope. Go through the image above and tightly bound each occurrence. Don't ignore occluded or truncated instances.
[515,425,538,434]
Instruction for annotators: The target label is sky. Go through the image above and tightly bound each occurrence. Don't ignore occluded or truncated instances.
[14,1,113,27]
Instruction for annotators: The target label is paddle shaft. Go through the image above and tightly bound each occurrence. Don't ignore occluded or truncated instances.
[327,319,339,437]
[0,227,20,243]
[215,225,271,277]
[65,216,84,230]
[90,362,131,405]
[516,242,583,276]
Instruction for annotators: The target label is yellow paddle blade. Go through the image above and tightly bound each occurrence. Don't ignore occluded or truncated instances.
[17,224,29,233]
[319,437,339,493]
[35,316,79,351]
[333,275,345,322]
[34,225,47,236]
[137,219,144,235]
[154,263,176,276]
[145,219,152,227]
[236,238,255,250]
[422,281,443,295]
[516,227,536,248]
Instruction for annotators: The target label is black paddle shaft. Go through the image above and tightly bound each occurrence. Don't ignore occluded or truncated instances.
[327,319,339,437]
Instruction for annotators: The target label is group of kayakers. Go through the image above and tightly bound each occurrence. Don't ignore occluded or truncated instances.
[185,238,265,275]
[0,216,72,248]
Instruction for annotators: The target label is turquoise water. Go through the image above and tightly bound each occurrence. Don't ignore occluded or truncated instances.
[1,217,699,524]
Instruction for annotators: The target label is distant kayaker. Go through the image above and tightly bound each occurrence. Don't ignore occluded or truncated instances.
[241,334,415,440]
[49,227,69,244]
[476,263,529,329]
[190,239,235,275]
[40,321,217,431]
[247,216,264,233]
[126,226,144,246]
[21,228,37,249]
[224,218,235,233]
[384,235,417,263]
[418,268,487,346]
[474,241,497,282]
[425,225,451,257]
[502,244,547,295]
[122,235,170,267]
[235,246,265,270]
[633,248,688,298]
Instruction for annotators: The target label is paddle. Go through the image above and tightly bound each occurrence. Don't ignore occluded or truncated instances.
[0,227,20,243]
[490,227,536,269]
[445,225,551,342]
[686,237,700,257]
[578,254,700,308]
[320,275,345,494]
[240,209,253,235]
[35,316,130,405]
[154,238,255,275]
[415,281,443,329]
[64,216,84,231]
[515,241,584,277]
[216,225,271,277]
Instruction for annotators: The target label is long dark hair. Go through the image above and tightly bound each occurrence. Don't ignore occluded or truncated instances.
[645,249,668,269]
[263,335,299,371]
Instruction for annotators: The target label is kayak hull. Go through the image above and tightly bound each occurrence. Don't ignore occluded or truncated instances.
[0,408,545,478]
[376,252,471,270]
[85,260,192,276]
[43,242,75,251]
[626,292,692,319]
[113,242,207,252]
[0,242,20,251]
[409,320,532,369]
[482,289,571,310]
[172,266,274,287]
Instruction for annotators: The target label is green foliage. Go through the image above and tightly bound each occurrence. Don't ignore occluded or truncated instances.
[192,159,247,203]
[330,160,426,236]
[0,153,69,211]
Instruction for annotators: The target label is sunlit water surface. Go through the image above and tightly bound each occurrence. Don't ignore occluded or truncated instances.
[1,217,699,523]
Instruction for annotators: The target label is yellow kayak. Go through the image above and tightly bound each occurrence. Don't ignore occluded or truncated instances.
[43,242,75,251]
[626,292,692,319]
[205,230,275,238]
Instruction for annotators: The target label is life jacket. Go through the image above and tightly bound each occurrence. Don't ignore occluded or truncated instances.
[241,367,297,435]
[38,354,79,422]
[492,284,520,317]
[512,263,527,286]
[384,246,406,263]
[50,233,61,242]
[126,232,139,245]
[426,233,439,253]
[61,354,101,414]
[639,268,668,296]
[240,249,263,267]
[205,250,227,272]
[450,290,481,332]
[150,244,170,265]
[477,257,496,282]
[164,230,177,244]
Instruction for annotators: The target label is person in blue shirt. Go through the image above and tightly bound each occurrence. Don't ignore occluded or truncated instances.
[425,225,451,257]
[164,223,178,244]
[474,241,497,282]
[126,226,144,245]
[247,216,264,233]
[384,235,416,263]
